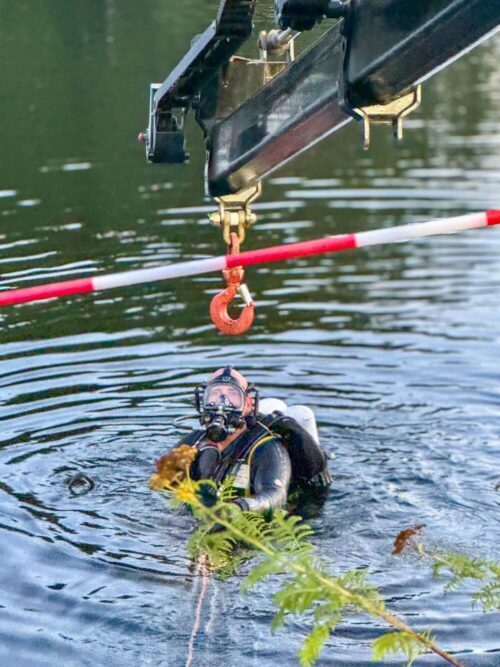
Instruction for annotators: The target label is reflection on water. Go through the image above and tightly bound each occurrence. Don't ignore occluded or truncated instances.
[0,2,499,666]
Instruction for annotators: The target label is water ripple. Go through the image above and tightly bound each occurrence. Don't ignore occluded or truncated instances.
[0,16,499,667]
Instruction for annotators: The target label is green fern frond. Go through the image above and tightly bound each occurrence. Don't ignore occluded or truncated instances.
[472,580,500,612]
[337,568,385,611]
[436,552,490,582]
[431,551,494,599]
[271,607,286,633]
[216,551,248,579]
[242,554,288,590]
[372,630,430,666]
[221,507,271,545]
[489,563,500,577]
[188,524,237,570]
[443,575,465,594]
[267,512,315,553]
[217,477,238,502]
[156,477,468,667]
[313,603,344,624]
[299,623,331,667]
[432,560,446,579]
[273,572,325,615]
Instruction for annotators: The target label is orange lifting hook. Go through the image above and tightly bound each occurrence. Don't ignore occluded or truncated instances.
[210,233,255,335]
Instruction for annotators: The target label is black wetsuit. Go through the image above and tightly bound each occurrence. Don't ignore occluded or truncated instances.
[178,413,330,513]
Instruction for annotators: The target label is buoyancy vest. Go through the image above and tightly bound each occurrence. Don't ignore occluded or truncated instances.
[181,422,279,496]
[180,415,331,493]
[220,427,276,498]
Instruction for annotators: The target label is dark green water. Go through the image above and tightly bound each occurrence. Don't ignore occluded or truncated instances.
[0,2,499,666]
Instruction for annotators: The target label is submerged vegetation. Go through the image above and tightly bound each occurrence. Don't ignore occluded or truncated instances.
[150,446,500,667]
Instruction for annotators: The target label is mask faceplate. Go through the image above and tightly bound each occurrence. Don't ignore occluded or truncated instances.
[194,368,259,440]
[203,382,246,412]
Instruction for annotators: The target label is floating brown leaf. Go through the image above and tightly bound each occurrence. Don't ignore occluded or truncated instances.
[392,524,426,555]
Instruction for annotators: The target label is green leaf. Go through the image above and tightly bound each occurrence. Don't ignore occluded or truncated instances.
[242,555,286,590]
[439,552,490,582]
[274,573,325,614]
[313,604,344,629]
[432,561,445,579]
[299,623,331,667]
[163,476,473,667]
[489,563,500,577]
[187,524,238,571]
[266,512,315,554]
[473,580,500,612]
[372,631,429,667]
[428,549,500,610]
[337,568,384,608]
[217,477,238,502]
[271,607,286,633]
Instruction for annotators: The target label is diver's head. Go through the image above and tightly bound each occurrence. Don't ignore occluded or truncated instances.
[195,366,259,442]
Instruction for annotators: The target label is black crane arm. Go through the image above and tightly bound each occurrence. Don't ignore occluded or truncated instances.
[141,0,500,197]
[141,0,256,163]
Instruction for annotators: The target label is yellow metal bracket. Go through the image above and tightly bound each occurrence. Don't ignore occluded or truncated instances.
[354,85,422,150]
[209,183,262,244]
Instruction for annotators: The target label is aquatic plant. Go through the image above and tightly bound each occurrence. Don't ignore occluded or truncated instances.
[392,524,500,614]
[150,446,498,667]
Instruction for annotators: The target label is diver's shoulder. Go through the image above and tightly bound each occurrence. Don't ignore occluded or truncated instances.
[251,419,282,441]
[251,421,288,453]
[176,429,207,448]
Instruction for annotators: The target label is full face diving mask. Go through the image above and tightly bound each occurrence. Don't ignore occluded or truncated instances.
[195,368,258,442]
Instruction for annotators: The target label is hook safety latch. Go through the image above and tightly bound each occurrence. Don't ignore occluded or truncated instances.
[210,233,255,335]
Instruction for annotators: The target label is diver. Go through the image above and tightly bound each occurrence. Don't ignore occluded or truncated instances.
[166,366,331,513]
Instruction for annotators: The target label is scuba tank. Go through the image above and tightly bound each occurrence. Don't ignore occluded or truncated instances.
[259,401,330,486]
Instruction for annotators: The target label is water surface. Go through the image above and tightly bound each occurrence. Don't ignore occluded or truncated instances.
[0,3,499,666]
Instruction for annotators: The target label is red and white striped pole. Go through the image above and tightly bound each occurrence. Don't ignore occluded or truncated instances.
[0,210,499,308]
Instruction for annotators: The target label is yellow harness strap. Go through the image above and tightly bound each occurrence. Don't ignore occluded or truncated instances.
[244,434,275,498]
